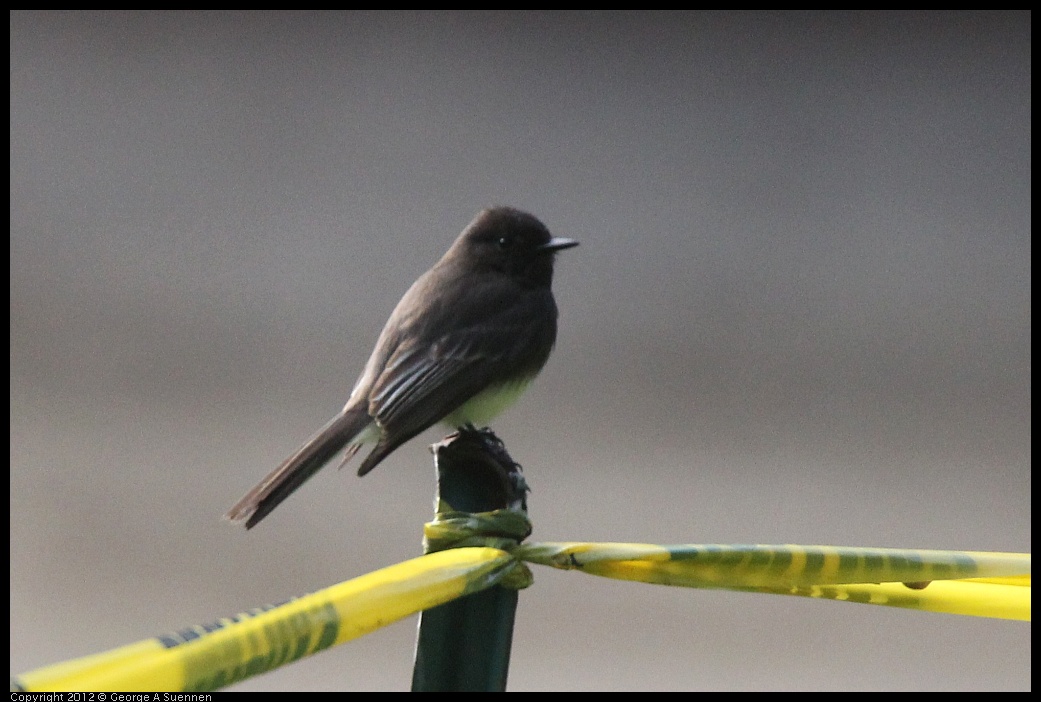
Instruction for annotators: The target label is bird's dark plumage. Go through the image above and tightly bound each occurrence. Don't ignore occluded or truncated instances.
[225,207,576,528]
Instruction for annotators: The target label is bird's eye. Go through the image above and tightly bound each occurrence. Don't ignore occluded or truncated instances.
[497,236,511,249]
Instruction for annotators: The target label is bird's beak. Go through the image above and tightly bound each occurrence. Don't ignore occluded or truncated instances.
[537,237,579,253]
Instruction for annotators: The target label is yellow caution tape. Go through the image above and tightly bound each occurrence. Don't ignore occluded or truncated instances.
[13,547,515,692]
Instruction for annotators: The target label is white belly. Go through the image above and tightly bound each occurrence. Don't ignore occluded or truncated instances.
[442,377,534,428]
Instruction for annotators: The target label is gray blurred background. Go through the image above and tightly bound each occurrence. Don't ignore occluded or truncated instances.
[10,11,1030,691]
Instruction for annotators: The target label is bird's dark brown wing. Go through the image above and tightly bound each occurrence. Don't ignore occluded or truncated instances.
[354,307,555,476]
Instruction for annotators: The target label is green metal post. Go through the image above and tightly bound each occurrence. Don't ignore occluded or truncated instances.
[411,429,528,692]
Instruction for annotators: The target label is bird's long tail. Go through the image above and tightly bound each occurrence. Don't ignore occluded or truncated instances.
[225,407,370,529]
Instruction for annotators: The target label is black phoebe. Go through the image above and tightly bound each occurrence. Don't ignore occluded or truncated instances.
[225,207,577,528]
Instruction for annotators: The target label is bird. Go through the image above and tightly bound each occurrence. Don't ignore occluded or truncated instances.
[225,206,577,528]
